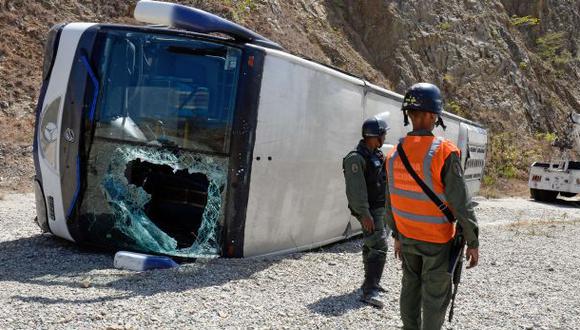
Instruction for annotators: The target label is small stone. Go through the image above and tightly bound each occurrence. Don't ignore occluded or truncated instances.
[80,277,92,288]
[106,325,124,330]
[0,101,9,109]
[218,310,227,318]
[548,266,554,271]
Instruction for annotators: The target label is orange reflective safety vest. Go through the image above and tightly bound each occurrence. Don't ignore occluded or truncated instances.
[386,135,460,243]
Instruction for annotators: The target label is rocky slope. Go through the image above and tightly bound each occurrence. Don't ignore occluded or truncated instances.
[0,0,578,192]
[331,0,580,192]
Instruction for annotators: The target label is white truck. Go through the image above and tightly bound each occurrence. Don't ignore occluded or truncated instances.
[529,113,580,202]
[33,0,488,258]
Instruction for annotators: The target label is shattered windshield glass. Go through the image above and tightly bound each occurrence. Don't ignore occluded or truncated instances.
[94,30,241,154]
[75,30,240,258]
[79,143,228,258]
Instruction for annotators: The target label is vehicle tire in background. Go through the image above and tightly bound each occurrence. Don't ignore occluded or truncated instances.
[560,192,577,198]
[530,188,559,202]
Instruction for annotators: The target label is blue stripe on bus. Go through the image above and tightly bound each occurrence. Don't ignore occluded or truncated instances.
[67,56,99,218]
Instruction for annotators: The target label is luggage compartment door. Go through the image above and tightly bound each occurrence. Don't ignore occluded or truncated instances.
[460,123,488,196]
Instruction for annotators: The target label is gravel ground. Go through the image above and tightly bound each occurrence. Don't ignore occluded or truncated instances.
[1,194,580,329]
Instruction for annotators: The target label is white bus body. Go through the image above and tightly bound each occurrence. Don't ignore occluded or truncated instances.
[32,1,487,258]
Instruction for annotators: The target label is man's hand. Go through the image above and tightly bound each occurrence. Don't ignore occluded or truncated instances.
[394,238,402,260]
[466,247,479,269]
[361,216,375,233]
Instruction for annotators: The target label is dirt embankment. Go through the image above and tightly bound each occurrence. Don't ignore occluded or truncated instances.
[0,0,136,192]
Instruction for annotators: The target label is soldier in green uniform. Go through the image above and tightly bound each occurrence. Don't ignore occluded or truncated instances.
[385,83,480,330]
[342,116,391,308]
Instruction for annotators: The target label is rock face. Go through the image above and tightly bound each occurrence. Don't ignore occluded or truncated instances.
[332,1,579,135]
[0,0,578,191]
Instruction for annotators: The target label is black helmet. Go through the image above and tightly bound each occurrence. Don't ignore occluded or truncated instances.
[362,116,389,138]
[401,83,446,129]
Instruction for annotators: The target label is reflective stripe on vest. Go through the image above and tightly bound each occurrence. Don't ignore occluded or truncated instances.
[388,138,448,203]
[387,136,457,243]
[392,207,448,224]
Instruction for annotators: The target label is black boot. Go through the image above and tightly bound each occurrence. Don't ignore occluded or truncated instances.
[360,261,385,309]
[373,258,387,293]
[376,285,388,293]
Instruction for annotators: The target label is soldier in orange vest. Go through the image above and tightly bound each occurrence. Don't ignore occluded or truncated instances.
[385,83,479,330]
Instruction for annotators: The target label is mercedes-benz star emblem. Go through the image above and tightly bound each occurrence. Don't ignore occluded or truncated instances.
[64,128,75,143]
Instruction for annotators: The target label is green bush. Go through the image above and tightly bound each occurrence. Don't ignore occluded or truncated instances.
[482,175,495,186]
[535,132,557,143]
[437,22,452,31]
[510,15,540,27]
[485,131,559,184]
[486,133,541,181]
[446,100,466,117]
[536,32,572,65]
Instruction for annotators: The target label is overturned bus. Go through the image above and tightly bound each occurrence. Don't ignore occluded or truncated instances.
[32,0,488,258]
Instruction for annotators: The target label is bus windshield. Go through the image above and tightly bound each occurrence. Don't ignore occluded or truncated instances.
[94,30,242,154]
